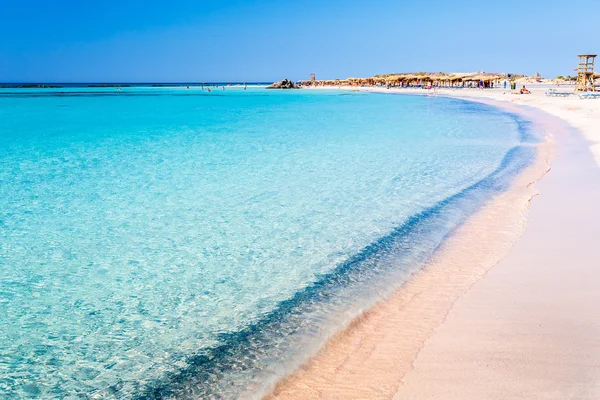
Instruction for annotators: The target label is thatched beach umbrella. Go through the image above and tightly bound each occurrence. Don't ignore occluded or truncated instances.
[461,74,479,81]
[482,74,502,81]
[430,72,447,78]
[447,73,468,82]
[390,74,412,82]
[402,74,420,82]
[428,73,448,82]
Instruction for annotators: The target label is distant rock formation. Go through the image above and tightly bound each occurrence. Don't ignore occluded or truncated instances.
[0,84,62,88]
[266,79,298,89]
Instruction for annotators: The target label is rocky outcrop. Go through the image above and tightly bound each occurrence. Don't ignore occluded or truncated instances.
[266,79,298,89]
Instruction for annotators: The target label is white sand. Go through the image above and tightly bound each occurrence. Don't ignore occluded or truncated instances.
[395,88,600,399]
[267,86,600,399]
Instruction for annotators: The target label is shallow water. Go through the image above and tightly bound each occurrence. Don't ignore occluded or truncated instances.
[0,87,534,398]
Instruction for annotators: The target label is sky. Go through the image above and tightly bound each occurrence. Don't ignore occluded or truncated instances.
[1,0,599,82]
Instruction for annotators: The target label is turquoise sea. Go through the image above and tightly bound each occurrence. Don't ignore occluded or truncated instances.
[0,86,535,399]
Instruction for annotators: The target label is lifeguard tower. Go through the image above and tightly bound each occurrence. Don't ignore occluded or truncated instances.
[575,54,596,92]
[309,73,316,83]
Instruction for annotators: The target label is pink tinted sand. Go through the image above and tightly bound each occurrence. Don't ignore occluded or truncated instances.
[266,90,600,399]
[395,102,600,399]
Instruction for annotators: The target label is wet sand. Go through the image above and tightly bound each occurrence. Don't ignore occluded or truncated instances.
[267,88,600,399]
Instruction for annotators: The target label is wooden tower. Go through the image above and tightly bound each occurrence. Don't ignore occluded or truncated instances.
[575,54,596,92]
[309,73,316,82]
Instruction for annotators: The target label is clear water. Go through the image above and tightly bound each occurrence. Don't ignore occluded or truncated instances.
[0,87,535,399]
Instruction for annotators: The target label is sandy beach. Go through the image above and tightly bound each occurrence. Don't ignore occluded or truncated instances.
[7,1,600,398]
[267,86,600,399]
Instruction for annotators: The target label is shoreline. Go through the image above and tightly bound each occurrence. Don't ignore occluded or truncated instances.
[266,88,600,398]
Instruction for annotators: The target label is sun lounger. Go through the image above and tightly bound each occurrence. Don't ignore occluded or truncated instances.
[578,92,600,99]
[545,90,572,97]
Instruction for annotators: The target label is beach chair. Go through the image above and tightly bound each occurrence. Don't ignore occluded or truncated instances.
[545,89,572,97]
[578,92,600,99]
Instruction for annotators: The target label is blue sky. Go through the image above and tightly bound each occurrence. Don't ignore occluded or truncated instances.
[2,0,598,82]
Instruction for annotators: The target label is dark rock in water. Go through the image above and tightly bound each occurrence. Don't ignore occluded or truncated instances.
[266,78,298,89]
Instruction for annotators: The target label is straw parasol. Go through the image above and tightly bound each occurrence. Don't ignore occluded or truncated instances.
[461,74,481,81]
[447,73,473,81]
[384,75,405,82]
[428,73,449,81]
[401,74,421,82]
